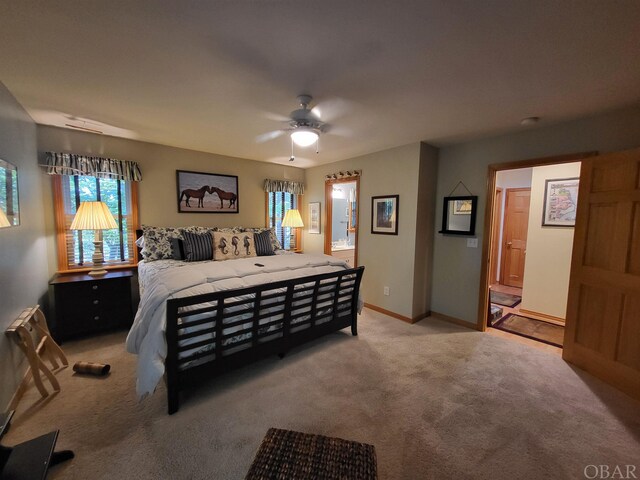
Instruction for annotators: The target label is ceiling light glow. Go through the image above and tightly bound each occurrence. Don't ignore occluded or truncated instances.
[291,129,318,147]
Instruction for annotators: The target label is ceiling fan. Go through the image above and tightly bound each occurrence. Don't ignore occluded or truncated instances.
[257,94,349,160]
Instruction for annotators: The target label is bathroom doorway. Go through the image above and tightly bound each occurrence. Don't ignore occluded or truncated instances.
[324,177,359,267]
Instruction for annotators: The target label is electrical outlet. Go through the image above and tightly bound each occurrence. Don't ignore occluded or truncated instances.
[383,286,390,296]
[467,238,478,248]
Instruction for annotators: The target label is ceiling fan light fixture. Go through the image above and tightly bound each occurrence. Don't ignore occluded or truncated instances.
[291,128,319,147]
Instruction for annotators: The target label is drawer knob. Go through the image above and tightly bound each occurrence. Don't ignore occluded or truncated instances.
[92,285,99,291]
[94,316,100,321]
[93,299,99,305]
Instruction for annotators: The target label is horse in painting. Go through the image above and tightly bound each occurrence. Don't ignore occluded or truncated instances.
[209,187,237,209]
[179,185,210,208]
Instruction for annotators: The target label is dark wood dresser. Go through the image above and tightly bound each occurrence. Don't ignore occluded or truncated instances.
[49,271,134,342]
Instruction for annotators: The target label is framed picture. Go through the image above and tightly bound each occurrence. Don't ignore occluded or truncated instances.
[309,202,321,234]
[453,199,472,215]
[542,177,579,227]
[176,170,238,213]
[371,195,399,235]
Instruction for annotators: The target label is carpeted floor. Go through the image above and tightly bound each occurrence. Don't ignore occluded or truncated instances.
[4,309,640,479]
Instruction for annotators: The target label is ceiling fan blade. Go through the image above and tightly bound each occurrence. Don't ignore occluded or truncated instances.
[255,130,285,143]
[322,125,352,137]
[262,111,291,122]
[311,98,352,123]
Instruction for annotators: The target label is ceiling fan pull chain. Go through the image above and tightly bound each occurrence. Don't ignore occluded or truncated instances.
[316,137,319,154]
[290,137,295,162]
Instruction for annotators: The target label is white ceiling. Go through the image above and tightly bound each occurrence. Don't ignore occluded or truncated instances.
[1,1,639,167]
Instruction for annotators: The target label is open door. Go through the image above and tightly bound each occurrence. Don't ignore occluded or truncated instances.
[564,148,640,400]
[501,188,530,288]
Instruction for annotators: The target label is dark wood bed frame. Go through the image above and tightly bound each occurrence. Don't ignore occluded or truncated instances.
[135,230,364,414]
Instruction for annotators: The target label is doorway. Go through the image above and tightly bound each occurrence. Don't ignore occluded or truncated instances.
[481,154,588,348]
[324,177,359,266]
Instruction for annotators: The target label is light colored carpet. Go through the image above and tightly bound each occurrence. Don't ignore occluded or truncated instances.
[4,309,640,479]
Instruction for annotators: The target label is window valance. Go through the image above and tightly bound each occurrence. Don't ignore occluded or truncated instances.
[45,152,142,182]
[263,179,305,195]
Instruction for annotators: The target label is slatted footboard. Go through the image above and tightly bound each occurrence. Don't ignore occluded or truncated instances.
[165,266,364,414]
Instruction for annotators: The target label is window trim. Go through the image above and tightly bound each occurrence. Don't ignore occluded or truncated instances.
[264,192,302,252]
[52,175,140,273]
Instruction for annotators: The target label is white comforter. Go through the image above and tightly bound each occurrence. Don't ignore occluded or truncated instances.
[126,253,360,398]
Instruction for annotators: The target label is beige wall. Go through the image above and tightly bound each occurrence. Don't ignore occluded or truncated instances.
[303,142,437,319]
[520,162,581,319]
[37,125,304,276]
[431,105,640,325]
[0,83,49,409]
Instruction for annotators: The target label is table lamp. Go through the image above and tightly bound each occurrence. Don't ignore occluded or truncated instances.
[281,209,304,251]
[70,201,118,276]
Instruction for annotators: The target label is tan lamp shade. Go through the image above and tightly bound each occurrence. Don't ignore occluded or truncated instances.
[0,208,11,227]
[281,209,304,228]
[70,201,118,230]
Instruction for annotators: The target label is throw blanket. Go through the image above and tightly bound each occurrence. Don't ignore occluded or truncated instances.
[126,253,361,398]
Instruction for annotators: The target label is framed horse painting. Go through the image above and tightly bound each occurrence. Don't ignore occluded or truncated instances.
[176,170,239,213]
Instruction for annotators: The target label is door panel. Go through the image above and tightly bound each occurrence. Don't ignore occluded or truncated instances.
[564,148,640,400]
[501,188,530,288]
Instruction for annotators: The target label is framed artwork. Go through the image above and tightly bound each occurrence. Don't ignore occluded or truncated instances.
[309,202,321,234]
[542,177,579,227]
[371,195,399,235]
[176,170,238,213]
[453,199,472,215]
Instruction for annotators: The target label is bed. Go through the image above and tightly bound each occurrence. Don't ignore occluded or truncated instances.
[126,247,364,414]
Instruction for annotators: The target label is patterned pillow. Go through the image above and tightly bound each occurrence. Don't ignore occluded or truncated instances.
[182,231,214,262]
[254,230,275,256]
[141,225,216,261]
[213,231,256,261]
[141,226,184,261]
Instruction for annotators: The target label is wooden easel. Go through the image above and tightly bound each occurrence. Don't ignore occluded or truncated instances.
[5,305,68,399]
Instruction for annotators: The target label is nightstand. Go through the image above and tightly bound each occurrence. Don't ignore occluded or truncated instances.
[49,271,133,342]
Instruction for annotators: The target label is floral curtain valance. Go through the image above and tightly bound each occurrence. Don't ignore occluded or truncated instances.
[263,179,305,195]
[45,152,142,182]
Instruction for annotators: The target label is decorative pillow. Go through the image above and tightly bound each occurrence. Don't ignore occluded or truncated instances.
[169,238,185,260]
[182,231,214,262]
[141,225,216,261]
[213,231,256,261]
[254,230,275,256]
[141,226,184,261]
[241,227,282,251]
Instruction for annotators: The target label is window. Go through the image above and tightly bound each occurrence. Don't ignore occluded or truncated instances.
[266,191,301,250]
[53,175,139,271]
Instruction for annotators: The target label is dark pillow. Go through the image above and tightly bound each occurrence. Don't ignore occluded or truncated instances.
[254,230,275,256]
[182,231,213,262]
[169,237,186,260]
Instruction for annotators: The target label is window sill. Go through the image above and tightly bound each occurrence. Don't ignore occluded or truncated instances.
[57,262,138,275]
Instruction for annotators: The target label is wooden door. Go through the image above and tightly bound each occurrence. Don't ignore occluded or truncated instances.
[489,188,503,285]
[563,149,640,400]
[501,188,530,288]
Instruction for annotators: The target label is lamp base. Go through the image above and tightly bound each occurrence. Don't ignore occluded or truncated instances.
[90,238,106,276]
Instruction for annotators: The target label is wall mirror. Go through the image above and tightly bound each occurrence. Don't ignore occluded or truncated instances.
[440,195,477,236]
[0,159,19,228]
